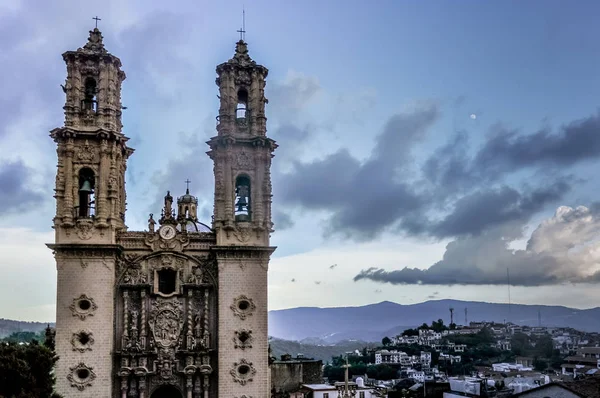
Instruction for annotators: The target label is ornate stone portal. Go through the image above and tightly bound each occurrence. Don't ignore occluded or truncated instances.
[50,26,276,398]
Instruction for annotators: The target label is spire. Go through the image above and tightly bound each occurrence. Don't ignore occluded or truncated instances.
[80,28,108,55]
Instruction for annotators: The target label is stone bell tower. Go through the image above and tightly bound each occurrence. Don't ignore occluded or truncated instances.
[207,38,277,397]
[48,27,133,397]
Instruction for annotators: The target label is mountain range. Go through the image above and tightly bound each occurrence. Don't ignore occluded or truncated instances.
[268,299,600,343]
[3,299,600,343]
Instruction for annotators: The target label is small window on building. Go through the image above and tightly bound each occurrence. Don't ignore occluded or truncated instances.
[83,77,97,112]
[157,269,177,295]
[234,175,251,222]
[360,392,365,398]
[236,89,248,118]
[323,394,329,398]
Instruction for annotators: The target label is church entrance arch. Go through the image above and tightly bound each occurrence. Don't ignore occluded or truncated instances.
[150,385,183,398]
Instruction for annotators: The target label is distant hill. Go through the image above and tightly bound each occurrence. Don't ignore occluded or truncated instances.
[5,299,599,344]
[0,319,54,339]
[268,299,600,342]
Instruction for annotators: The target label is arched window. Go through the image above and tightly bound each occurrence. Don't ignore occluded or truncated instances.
[236,89,248,119]
[83,77,97,112]
[77,168,95,218]
[234,175,251,222]
[157,269,177,295]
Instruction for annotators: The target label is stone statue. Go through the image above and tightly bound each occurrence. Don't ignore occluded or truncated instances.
[148,213,156,233]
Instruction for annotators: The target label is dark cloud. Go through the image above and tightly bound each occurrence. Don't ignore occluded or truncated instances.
[475,111,600,173]
[424,111,600,188]
[355,205,600,286]
[426,180,570,238]
[267,71,321,113]
[273,209,294,231]
[0,161,45,215]
[277,104,439,240]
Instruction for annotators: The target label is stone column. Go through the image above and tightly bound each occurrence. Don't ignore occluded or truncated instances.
[63,138,75,225]
[97,139,109,225]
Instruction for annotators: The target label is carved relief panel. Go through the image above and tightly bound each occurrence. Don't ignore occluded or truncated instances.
[115,251,218,396]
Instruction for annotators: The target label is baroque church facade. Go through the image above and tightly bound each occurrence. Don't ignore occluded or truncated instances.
[48,27,276,398]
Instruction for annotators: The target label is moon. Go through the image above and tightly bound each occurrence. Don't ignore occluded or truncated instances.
[470,114,477,120]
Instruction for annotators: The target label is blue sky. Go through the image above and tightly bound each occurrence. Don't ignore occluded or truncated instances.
[1,0,600,321]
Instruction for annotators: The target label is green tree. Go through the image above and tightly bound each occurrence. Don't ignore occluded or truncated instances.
[0,341,61,398]
[534,335,554,358]
[402,328,419,336]
[382,336,392,346]
[533,357,548,371]
[510,332,532,356]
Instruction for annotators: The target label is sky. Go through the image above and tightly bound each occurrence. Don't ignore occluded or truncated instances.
[1,0,600,322]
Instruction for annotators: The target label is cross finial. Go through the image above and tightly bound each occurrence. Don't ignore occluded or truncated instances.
[185,179,191,192]
[236,7,246,41]
[93,16,101,29]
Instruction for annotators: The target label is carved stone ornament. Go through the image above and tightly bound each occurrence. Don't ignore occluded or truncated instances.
[236,151,253,169]
[76,219,94,240]
[149,298,184,349]
[230,358,256,385]
[70,294,98,320]
[67,362,97,391]
[233,225,252,243]
[123,263,147,284]
[233,329,253,349]
[77,140,95,162]
[71,330,94,352]
[230,295,256,320]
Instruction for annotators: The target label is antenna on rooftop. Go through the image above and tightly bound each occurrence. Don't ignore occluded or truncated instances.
[507,267,511,321]
[465,307,468,325]
[449,307,454,326]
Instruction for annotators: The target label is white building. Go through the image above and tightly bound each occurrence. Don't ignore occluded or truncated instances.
[301,384,380,398]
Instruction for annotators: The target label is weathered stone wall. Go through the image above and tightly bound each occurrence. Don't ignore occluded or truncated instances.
[271,360,323,392]
[54,253,116,397]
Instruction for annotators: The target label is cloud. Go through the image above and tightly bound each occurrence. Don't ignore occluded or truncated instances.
[273,209,294,231]
[424,111,600,188]
[424,180,570,238]
[354,205,600,286]
[475,112,600,173]
[278,103,439,240]
[267,70,321,113]
[0,161,45,215]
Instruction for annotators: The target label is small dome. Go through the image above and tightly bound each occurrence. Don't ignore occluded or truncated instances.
[178,189,198,204]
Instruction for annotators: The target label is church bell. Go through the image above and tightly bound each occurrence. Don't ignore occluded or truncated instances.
[235,195,248,212]
[79,179,93,194]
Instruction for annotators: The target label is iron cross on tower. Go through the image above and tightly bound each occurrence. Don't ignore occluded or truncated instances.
[93,16,101,28]
[185,179,191,191]
[236,8,246,40]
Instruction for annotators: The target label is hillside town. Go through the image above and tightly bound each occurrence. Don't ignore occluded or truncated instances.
[270,320,600,397]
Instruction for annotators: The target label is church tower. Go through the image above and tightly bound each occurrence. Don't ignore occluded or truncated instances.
[49,25,275,398]
[48,27,132,397]
[208,37,277,397]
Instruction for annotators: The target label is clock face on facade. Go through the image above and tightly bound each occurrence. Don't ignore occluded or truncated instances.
[159,225,176,240]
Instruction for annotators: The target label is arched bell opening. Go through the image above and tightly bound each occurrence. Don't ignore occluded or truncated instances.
[82,77,97,112]
[150,385,183,398]
[77,167,95,218]
[234,175,251,222]
[236,88,248,119]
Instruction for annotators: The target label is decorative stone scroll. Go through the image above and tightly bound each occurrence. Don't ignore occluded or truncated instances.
[230,358,256,385]
[67,362,97,391]
[71,330,94,352]
[69,294,98,320]
[233,329,253,349]
[230,295,256,320]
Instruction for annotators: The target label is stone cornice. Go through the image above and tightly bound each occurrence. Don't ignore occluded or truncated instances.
[210,246,276,260]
